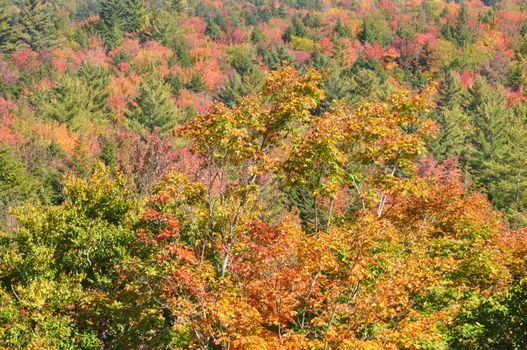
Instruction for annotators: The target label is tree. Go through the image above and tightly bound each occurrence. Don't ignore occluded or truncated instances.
[259,46,293,70]
[226,45,258,76]
[436,70,463,109]
[177,66,324,276]
[441,6,474,47]
[358,12,393,46]
[282,15,308,42]
[334,19,353,39]
[0,146,35,219]
[462,79,524,213]
[126,74,182,133]
[430,105,471,162]
[0,165,179,348]
[31,74,98,129]
[219,66,265,106]
[97,0,149,47]
[0,0,19,54]
[15,0,58,51]
[78,63,111,120]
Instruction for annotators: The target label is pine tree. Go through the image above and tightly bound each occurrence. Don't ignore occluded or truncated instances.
[0,146,35,217]
[333,19,352,39]
[505,105,527,225]
[282,15,308,42]
[348,68,385,102]
[219,67,265,106]
[219,73,244,107]
[98,0,149,47]
[78,63,111,119]
[127,74,181,133]
[15,0,57,51]
[122,0,149,33]
[260,46,293,70]
[227,45,258,76]
[0,0,19,54]
[358,12,393,46]
[463,79,519,212]
[319,67,352,110]
[430,105,470,161]
[430,72,468,161]
[32,74,92,126]
[436,71,463,109]
[441,6,473,47]
[98,0,125,47]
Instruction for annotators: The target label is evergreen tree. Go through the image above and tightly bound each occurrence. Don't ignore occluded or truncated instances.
[318,67,352,111]
[0,146,35,218]
[430,105,470,162]
[333,19,353,39]
[78,63,111,119]
[358,12,393,46]
[250,27,265,44]
[282,15,308,42]
[219,66,265,106]
[127,74,181,133]
[15,0,58,51]
[436,71,463,109]
[0,0,19,54]
[98,0,149,47]
[227,45,258,76]
[462,79,524,213]
[97,0,124,47]
[430,71,468,161]
[32,66,111,127]
[348,68,385,102]
[186,73,206,93]
[441,6,474,47]
[31,74,96,129]
[259,46,293,70]
[506,105,527,225]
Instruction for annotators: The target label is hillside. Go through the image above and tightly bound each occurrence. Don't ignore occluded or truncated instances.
[1,0,527,348]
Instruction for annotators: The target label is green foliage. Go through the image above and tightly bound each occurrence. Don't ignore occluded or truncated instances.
[250,27,265,43]
[0,165,177,348]
[448,280,527,349]
[227,45,258,76]
[334,19,353,39]
[219,66,265,106]
[97,0,149,47]
[430,105,470,162]
[0,0,19,54]
[441,6,474,47]
[0,146,35,217]
[458,79,527,220]
[291,35,317,51]
[15,0,58,51]
[31,74,105,129]
[2,1,527,348]
[259,46,294,70]
[358,12,393,46]
[282,15,308,42]
[127,73,182,133]
[78,63,111,119]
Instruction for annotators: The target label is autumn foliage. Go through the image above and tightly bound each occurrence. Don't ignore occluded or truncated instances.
[2,0,527,349]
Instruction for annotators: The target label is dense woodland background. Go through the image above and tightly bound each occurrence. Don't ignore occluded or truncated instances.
[2,0,527,348]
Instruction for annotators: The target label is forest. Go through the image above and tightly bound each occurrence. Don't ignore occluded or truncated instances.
[1,0,527,348]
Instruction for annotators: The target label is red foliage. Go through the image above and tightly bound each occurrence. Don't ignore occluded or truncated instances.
[0,98,24,147]
[11,48,40,71]
[461,70,474,88]
[177,89,213,114]
[363,42,383,60]
[117,129,177,193]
